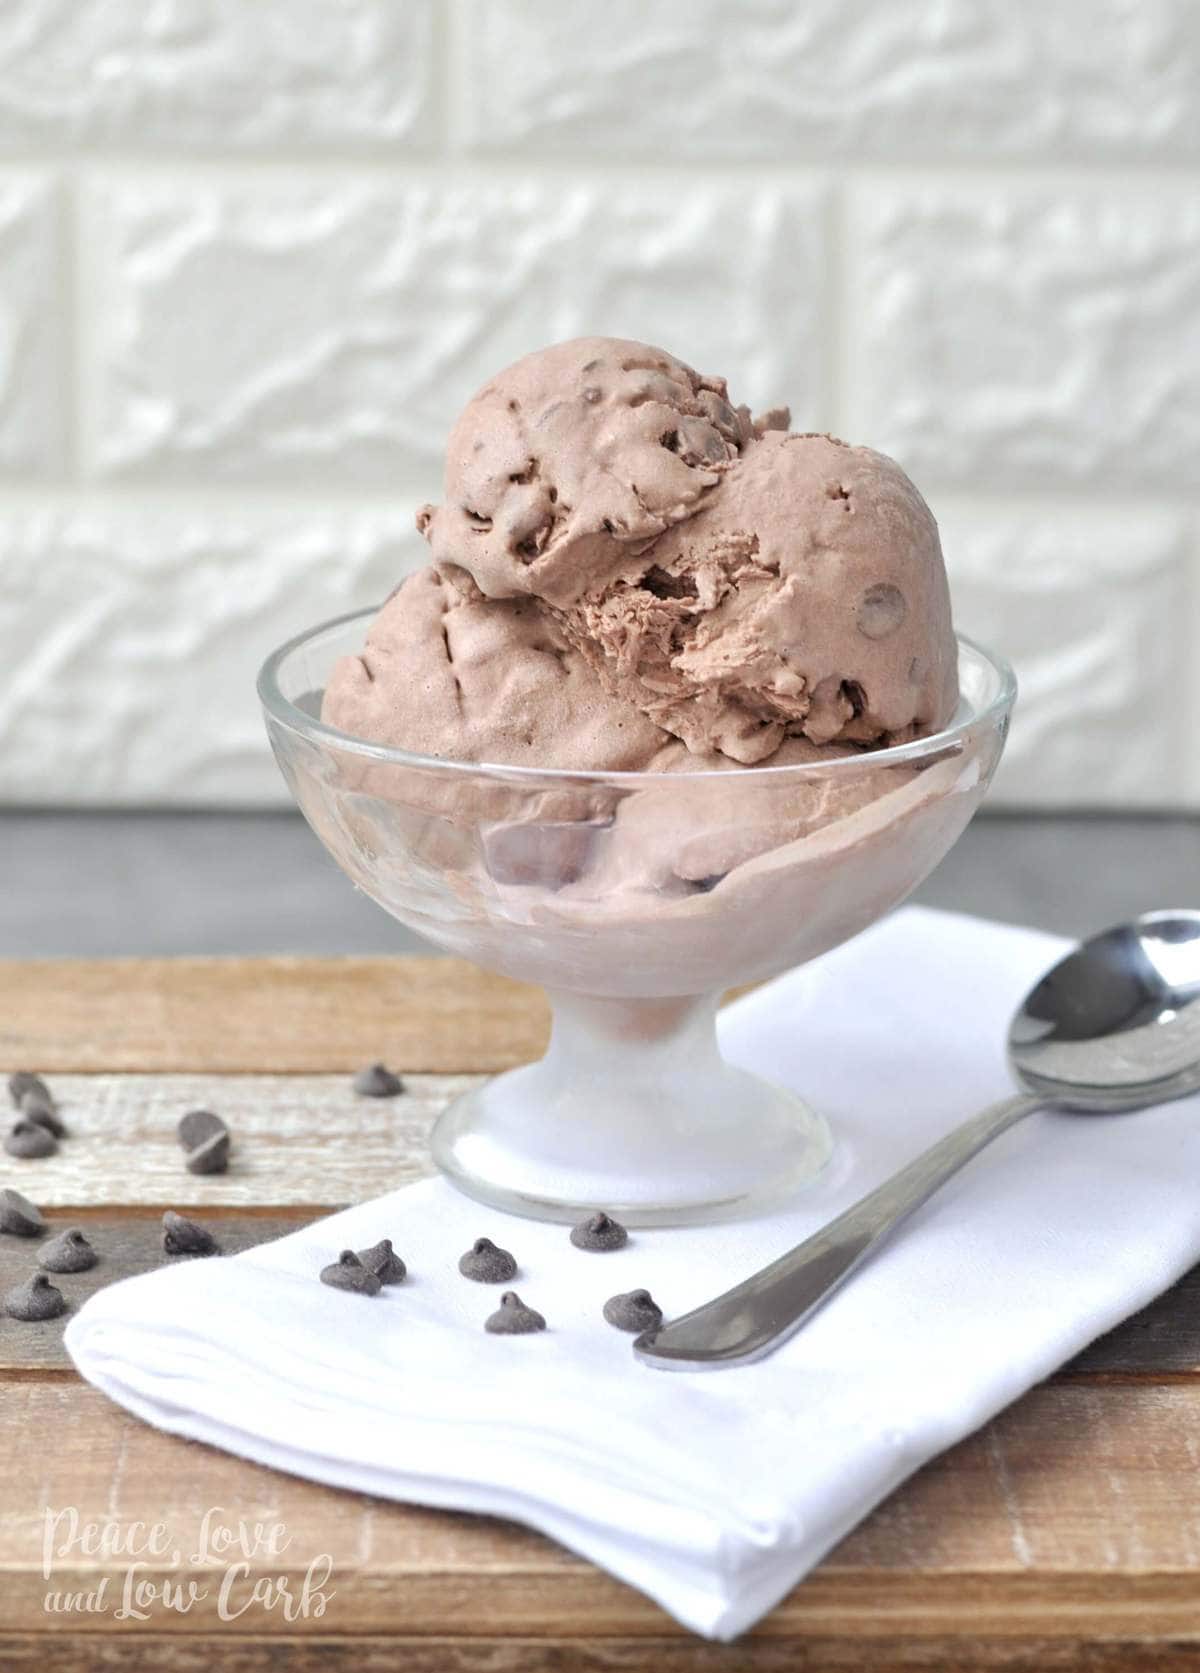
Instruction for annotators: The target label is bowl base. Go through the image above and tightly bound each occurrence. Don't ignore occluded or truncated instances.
[430,1053,834,1228]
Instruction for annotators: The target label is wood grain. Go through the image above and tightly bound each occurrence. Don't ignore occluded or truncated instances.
[0,1212,317,1371]
[0,1073,460,1206]
[3,1640,1200,1673]
[3,1381,1200,1642]
[0,957,548,1073]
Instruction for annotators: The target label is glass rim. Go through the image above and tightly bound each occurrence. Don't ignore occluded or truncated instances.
[257,606,1017,786]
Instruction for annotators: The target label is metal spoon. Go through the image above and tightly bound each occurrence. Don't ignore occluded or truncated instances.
[635,909,1200,1372]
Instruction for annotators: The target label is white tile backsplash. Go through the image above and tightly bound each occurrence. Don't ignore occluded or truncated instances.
[0,0,434,149]
[848,181,1200,488]
[87,175,826,486]
[940,502,1194,807]
[0,505,423,804]
[0,174,67,476]
[0,0,1195,809]
[462,0,1200,161]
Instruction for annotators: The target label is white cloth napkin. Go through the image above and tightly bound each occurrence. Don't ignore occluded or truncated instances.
[65,907,1200,1640]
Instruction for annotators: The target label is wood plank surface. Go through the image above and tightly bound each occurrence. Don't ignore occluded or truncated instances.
[3,1381,1200,1642]
[3,1637,1200,1673]
[0,1211,318,1371]
[0,957,548,1073]
[0,1073,458,1206]
[4,956,1200,1670]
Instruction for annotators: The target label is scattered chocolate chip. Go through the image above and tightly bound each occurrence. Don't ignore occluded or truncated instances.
[857,581,907,641]
[178,1109,225,1150]
[19,1094,66,1139]
[356,1238,406,1284]
[162,1210,221,1258]
[352,1063,405,1099]
[0,1188,45,1237]
[320,1250,381,1296]
[5,1120,57,1159]
[458,1236,517,1283]
[177,1111,231,1175]
[485,1291,546,1334]
[603,1288,664,1333]
[7,1072,52,1111]
[570,1211,628,1252]
[186,1131,231,1175]
[38,1228,97,1274]
[6,1273,66,1322]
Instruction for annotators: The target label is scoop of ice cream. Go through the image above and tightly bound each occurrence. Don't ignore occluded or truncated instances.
[418,336,786,608]
[322,564,678,772]
[558,431,959,763]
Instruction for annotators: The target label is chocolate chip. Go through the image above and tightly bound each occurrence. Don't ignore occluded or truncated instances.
[20,1094,66,1139]
[352,1063,405,1099]
[38,1228,98,1274]
[603,1288,663,1333]
[177,1110,231,1176]
[7,1072,52,1111]
[485,1291,546,1334]
[570,1211,628,1252]
[178,1109,225,1150]
[356,1238,406,1284]
[320,1250,381,1296]
[187,1132,231,1175]
[458,1236,517,1283]
[162,1210,221,1258]
[6,1273,66,1321]
[0,1188,45,1237]
[5,1120,57,1159]
[857,582,907,641]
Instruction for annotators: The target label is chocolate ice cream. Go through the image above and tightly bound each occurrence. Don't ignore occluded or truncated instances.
[326,336,957,776]
[318,336,971,974]
[325,563,677,773]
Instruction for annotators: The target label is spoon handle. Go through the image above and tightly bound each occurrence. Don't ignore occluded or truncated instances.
[635,1092,1042,1371]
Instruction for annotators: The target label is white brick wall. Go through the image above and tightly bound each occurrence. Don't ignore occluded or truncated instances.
[0,0,1196,809]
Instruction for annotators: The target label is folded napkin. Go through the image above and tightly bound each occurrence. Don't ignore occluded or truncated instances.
[66,907,1200,1639]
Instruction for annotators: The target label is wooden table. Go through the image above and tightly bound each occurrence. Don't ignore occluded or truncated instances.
[2,956,1199,1671]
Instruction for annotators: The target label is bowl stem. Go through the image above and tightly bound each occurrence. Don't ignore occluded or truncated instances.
[430,987,834,1226]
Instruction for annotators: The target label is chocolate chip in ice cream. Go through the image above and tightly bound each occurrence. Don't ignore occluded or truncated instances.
[352,1063,405,1099]
[5,1120,57,1159]
[857,582,907,641]
[356,1238,406,1285]
[458,1236,517,1283]
[0,1188,45,1237]
[162,1210,221,1258]
[320,1250,381,1296]
[570,1212,628,1252]
[7,1072,52,1110]
[603,1288,664,1333]
[177,1109,231,1175]
[6,1273,66,1321]
[38,1228,98,1273]
[484,1291,546,1334]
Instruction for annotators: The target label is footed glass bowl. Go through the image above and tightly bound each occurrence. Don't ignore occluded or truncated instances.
[259,611,1014,1226]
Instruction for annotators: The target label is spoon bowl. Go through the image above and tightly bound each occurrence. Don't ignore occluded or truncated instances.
[1010,910,1200,1111]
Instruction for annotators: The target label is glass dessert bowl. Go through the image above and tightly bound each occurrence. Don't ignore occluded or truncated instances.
[260,610,1014,1226]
